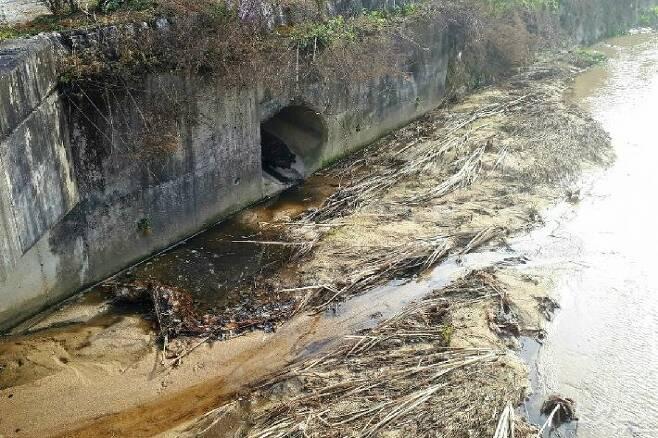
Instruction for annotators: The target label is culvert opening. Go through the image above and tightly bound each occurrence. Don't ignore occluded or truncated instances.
[261,130,303,184]
[260,105,326,186]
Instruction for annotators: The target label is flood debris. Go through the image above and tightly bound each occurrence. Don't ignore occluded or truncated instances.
[535,296,560,321]
[111,281,151,303]
[111,281,293,342]
[309,236,457,312]
[539,395,577,432]
[0,51,613,437]
[490,299,521,337]
[150,283,206,338]
[302,102,512,223]
[94,52,612,338]
[493,402,516,438]
[461,225,506,255]
[262,53,613,319]
[181,269,539,437]
[565,187,582,203]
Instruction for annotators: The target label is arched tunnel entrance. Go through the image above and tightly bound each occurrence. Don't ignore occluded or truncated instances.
[260,105,326,187]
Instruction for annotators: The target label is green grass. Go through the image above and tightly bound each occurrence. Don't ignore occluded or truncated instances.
[0,27,20,40]
[287,4,420,50]
[574,48,607,65]
[484,0,561,14]
[640,6,658,27]
[99,0,154,13]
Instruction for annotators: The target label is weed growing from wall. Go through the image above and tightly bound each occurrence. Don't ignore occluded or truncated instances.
[484,0,561,14]
[640,6,658,27]
[57,0,427,88]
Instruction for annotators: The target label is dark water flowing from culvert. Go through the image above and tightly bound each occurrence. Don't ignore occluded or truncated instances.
[516,31,658,437]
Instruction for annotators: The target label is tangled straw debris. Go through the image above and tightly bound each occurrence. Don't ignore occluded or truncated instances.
[539,395,577,431]
[183,269,537,437]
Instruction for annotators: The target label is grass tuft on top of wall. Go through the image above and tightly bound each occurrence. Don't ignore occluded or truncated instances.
[640,6,658,28]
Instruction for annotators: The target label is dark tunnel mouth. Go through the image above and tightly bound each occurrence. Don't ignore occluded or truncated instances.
[260,130,303,184]
[260,105,326,185]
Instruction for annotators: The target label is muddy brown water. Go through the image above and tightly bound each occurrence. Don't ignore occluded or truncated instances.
[518,31,658,437]
[121,174,339,313]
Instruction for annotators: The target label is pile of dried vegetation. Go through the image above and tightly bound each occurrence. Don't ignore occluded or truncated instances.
[181,269,542,437]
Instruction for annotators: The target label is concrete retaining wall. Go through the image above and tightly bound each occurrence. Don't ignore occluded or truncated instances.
[0,39,78,328]
[561,0,658,44]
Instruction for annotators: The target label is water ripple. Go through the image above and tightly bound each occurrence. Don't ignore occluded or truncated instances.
[523,32,658,437]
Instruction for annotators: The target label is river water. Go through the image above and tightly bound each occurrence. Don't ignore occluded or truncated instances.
[520,32,658,437]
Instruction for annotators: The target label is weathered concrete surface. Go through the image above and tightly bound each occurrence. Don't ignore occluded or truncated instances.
[0,39,78,329]
[0,0,48,26]
[1,0,657,331]
[0,38,58,139]
[560,0,658,44]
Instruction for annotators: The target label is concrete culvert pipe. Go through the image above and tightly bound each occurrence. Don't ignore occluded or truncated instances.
[260,105,327,184]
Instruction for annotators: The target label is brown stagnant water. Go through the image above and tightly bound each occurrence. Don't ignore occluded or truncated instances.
[125,176,337,308]
[29,174,342,330]
[518,31,658,437]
